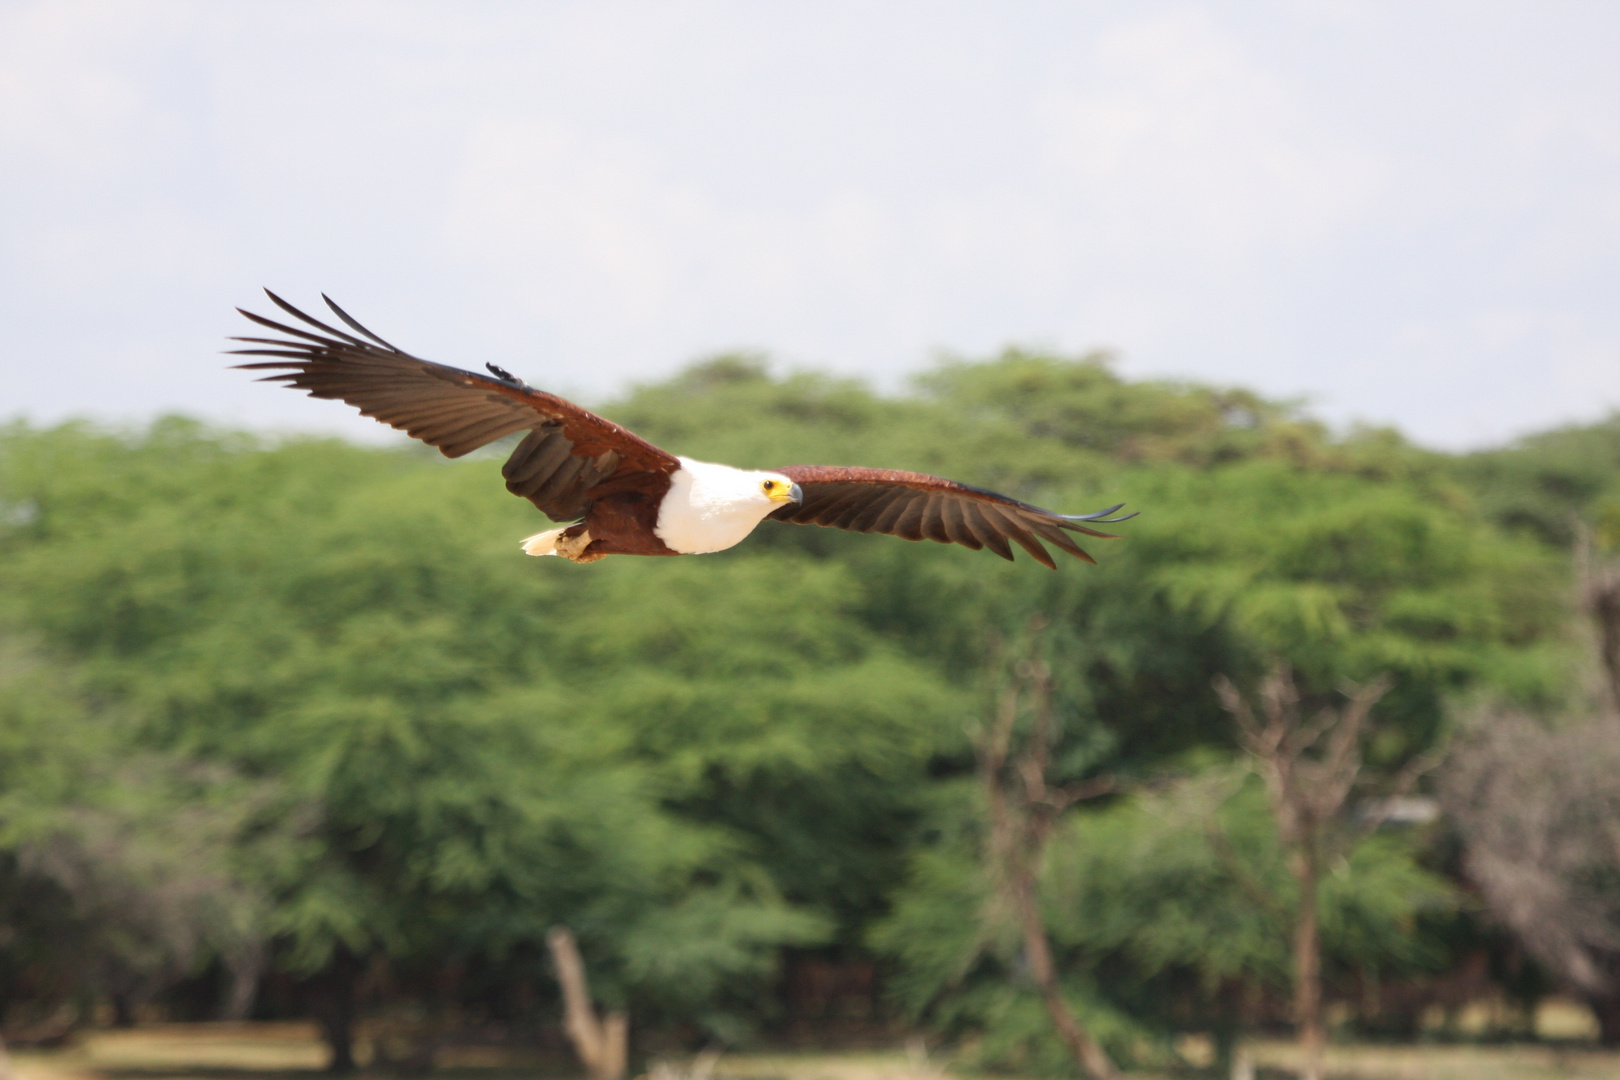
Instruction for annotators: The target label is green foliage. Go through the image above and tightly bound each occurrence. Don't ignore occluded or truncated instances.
[1454,413,1620,546]
[916,350,1318,468]
[872,772,1453,1070]
[0,636,270,1014]
[0,347,1595,1052]
[1043,779,1453,990]
[1127,461,1568,730]
[870,820,1158,1074]
[0,419,931,1035]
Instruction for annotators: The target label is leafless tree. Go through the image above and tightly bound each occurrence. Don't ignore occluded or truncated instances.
[977,642,1118,1080]
[1437,525,1620,1045]
[16,756,272,1028]
[1214,666,1426,1080]
[1441,709,1620,1044]
[547,927,628,1080]
[1578,523,1620,712]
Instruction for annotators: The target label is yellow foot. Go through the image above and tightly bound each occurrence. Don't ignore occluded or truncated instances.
[521,526,608,563]
[556,528,607,563]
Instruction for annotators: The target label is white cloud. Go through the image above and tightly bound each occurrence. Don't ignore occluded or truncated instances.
[1037,11,1390,265]
[0,1,1615,449]
[0,2,156,170]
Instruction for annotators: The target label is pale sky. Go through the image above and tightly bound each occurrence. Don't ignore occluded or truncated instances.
[2,1,1616,449]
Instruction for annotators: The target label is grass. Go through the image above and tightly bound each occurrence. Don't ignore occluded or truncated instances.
[9,1022,1620,1080]
[1247,1039,1620,1079]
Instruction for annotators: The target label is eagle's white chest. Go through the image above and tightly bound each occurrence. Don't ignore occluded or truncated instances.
[654,458,781,554]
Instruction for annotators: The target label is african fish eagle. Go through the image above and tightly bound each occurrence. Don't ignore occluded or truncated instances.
[232,292,1135,567]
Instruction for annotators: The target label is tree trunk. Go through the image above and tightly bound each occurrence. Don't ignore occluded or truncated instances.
[1293,846,1324,1080]
[1212,1024,1256,1080]
[1590,990,1620,1048]
[547,927,628,1080]
[1013,876,1119,1080]
[1578,531,1620,713]
[111,990,137,1029]
[311,947,361,1074]
[1230,1042,1254,1080]
[221,944,266,1021]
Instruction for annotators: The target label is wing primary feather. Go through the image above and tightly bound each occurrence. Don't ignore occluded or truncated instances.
[768,465,1130,565]
[228,337,345,353]
[870,490,914,534]
[1009,531,1057,569]
[964,505,1015,561]
[808,484,869,522]
[233,292,681,518]
[830,497,872,530]
[321,293,404,351]
[920,495,951,543]
[940,497,983,550]
[1024,518,1096,564]
[260,290,378,351]
[339,388,477,407]
[982,505,1057,569]
[455,413,534,444]
[381,398,504,421]
[1059,503,1138,524]
[849,488,905,532]
[1058,520,1126,539]
[809,485,867,527]
[892,497,927,540]
[233,308,345,348]
[431,415,531,456]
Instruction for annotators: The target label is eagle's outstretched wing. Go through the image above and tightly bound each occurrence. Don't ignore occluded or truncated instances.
[231,291,679,521]
[233,292,1135,565]
[768,466,1135,568]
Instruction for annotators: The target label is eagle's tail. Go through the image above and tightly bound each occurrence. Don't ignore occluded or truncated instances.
[520,527,568,557]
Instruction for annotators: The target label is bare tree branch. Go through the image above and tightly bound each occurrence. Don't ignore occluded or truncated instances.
[976,627,1119,1080]
[1577,521,1620,714]
[547,927,628,1080]
[1442,709,1620,1044]
[1214,664,1395,1080]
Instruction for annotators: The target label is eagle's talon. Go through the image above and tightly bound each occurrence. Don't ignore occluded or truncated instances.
[557,529,606,563]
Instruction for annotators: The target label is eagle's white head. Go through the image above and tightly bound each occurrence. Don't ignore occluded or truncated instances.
[654,457,803,555]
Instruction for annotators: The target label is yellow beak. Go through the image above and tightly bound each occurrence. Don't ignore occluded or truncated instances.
[768,482,803,504]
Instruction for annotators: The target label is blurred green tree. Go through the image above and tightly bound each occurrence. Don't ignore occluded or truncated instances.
[0,418,931,1061]
[0,345,1586,1066]
[0,636,268,1029]
[1454,413,1620,547]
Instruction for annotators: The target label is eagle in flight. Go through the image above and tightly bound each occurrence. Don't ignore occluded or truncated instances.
[232,292,1134,567]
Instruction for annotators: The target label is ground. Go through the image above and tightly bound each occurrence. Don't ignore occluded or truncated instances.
[8,1022,1620,1080]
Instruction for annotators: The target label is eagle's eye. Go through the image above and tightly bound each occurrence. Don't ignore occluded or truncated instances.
[761,478,800,504]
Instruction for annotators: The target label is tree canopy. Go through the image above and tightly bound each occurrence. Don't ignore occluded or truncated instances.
[0,350,1598,1066]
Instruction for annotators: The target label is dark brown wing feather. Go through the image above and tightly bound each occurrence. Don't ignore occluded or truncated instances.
[767,466,1134,569]
[230,291,678,521]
